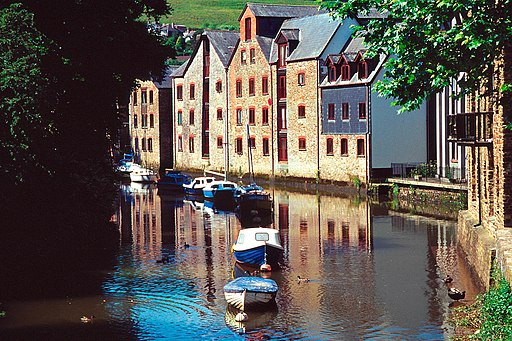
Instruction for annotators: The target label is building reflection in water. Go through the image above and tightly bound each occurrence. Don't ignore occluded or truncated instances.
[112,184,474,340]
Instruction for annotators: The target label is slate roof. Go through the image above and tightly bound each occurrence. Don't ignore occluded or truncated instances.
[269,13,343,63]
[204,31,239,68]
[240,3,321,21]
[280,29,299,41]
[171,59,189,78]
[344,36,366,55]
[256,36,274,61]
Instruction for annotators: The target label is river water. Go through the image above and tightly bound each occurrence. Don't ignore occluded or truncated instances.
[0,183,480,340]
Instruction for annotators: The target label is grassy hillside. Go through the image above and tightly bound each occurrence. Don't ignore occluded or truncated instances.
[164,0,319,29]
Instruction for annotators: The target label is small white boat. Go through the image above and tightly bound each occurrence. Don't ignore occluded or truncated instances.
[203,180,237,209]
[183,176,216,195]
[130,167,158,183]
[232,227,283,268]
[223,277,278,311]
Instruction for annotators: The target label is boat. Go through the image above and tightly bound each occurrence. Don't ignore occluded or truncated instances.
[234,184,273,227]
[223,277,278,311]
[232,227,283,269]
[157,169,192,192]
[182,176,216,195]
[203,180,237,209]
[129,167,158,183]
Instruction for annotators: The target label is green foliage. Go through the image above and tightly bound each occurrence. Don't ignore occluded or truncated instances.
[320,0,512,121]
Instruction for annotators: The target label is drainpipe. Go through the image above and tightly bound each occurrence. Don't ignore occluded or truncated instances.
[316,60,320,183]
[171,77,176,169]
[270,64,275,179]
[366,82,372,185]
[224,68,230,179]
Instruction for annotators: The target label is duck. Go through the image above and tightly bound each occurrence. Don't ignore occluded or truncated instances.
[297,276,310,283]
[184,243,190,249]
[448,287,466,301]
[444,275,454,284]
[235,310,249,322]
[81,315,95,323]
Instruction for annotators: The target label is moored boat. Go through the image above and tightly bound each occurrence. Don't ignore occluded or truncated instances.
[203,180,237,209]
[157,169,192,192]
[183,176,216,196]
[223,277,278,311]
[232,227,283,269]
[130,167,158,183]
[234,184,273,226]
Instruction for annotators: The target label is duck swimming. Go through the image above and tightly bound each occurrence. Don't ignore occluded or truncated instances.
[81,315,95,323]
[448,287,466,301]
[297,276,309,283]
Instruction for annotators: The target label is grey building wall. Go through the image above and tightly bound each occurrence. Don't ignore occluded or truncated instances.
[321,86,368,134]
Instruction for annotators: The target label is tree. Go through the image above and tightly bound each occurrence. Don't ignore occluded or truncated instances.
[0,1,173,261]
[320,0,512,124]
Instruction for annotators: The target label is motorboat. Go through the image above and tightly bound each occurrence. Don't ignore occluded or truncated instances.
[234,183,273,226]
[223,277,278,311]
[203,180,237,210]
[157,169,192,192]
[129,167,158,183]
[232,227,283,269]
[182,176,216,195]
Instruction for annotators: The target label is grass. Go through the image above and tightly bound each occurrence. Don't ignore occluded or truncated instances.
[163,0,319,29]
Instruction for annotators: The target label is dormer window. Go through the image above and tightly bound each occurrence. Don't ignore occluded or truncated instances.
[341,64,350,81]
[328,65,337,82]
[278,43,287,68]
[358,61,368,79]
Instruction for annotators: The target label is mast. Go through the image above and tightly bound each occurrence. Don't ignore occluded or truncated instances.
[246,124,255,183]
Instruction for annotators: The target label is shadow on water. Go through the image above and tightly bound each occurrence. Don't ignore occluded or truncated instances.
[0,183,480,340]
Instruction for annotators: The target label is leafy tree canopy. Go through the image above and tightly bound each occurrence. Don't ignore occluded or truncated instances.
[320,0,512,119]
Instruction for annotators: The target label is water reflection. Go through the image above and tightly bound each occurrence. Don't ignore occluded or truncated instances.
[0,183,478,340]
[106,184,479,340]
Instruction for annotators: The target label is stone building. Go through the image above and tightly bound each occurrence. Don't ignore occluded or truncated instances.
[268,13,357,179]
[129,66,177,173]
[172,31,239,173]
[228,3,319,178]
[320,36,427,184]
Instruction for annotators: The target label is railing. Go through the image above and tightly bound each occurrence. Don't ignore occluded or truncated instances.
[391,163,466,183]
[447,111,493,145]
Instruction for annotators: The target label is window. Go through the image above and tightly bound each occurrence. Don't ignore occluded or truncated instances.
[149,114,154,128]
[326,137,334,155]
[189,137,195,153]
[298,137,306,151]
[217,136,223,148]
[341,138,348,156]
[133,114,138,128]
[148,138,153,152]
[236,108,243,125]
[357,138,365,156]
[177,135,183,152]
[236,80,242,97]
[358,61,368,79]
[189,109,195,125]
[358,102,367,119]
[262,76,269,95]
[342,103,349,120]
[328,103,335,121]
[249,78,255,96]
[278,75,286,99]
[142,137,147,151]
[262,138,270,156]
[177,110,182,125]
[245,17,251,41]
[133,92,138,105]
[278,106,287,129]
[241,49,247,65]
[249,108,255,125]
[278,43,287,68]
[189,84,195,100]
[262,107,269,125]
[250,48,256,63]
[216,80,222,93]
[298,72,305,86]
[141,90,147,104]
[328,65,337,82]
[298,105,306,119]
[134,137,139,150]
[176,85,183,100]
[341,64,350,80]
[249,137,256,149]
[149,90,154,104]
[142,114,147,128]
[235,137,243,154]
[217,108,223,120]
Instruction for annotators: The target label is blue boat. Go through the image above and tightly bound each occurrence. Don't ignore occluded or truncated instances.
[232,228,283,269]
[234,184,273,227]
[157,170,192,192]
[182,176,216,195]
[223,277,278,311]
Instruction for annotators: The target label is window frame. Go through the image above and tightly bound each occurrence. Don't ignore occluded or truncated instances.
[177,110,182,125]
[236,108,243,126]
[217,108,223,121]
[298,72,305,86]
[248,107,256,125]
[357,138,365,156]
[235,137,243,155]
[262,76,269,95]
[236,79,242,97]
[358,102,367,120]
[298,137,306,151]
[341,102,349,120]
[248,78,255,96]
[217,136,223,148]
[341,138,348,156]
[326,137,334,155]
[189,83,195,100]
[189,136,195,153]
[298,105,306,119]
[176,85,183,101]
[262,107,269,125]
[189,109,195,125]
[328,103,335,121]
[262,137,270,156]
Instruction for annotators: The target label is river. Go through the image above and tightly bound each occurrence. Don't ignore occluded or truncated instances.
[0,183,480,340]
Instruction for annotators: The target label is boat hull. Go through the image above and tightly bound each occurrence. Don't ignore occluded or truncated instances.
[130,172,158,183]
[233,244,283,268]
[223,277,278,311]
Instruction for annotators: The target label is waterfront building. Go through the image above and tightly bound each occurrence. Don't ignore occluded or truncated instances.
[320,35,428,184]
[129,66,177,173]
[172,31,239,172]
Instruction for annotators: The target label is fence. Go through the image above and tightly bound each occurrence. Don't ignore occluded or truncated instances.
[391,163,467,182]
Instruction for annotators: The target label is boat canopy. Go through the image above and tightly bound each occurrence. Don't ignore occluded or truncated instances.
[223,277,278,293]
